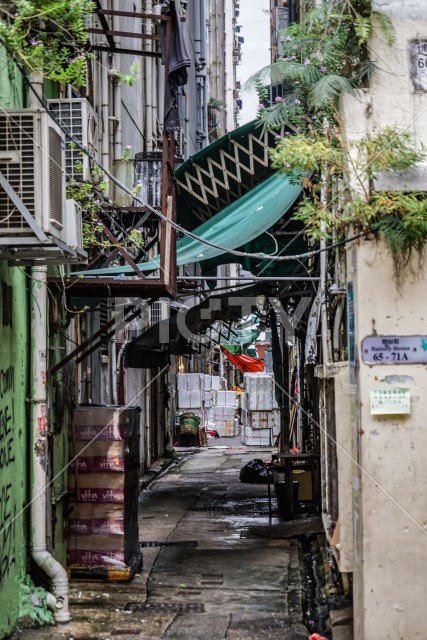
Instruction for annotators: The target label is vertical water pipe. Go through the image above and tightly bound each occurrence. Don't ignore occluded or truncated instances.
[112,0,122,161]
[145,0,154,151]
[30,266,70,622]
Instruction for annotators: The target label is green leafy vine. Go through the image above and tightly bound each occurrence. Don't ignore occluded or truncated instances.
[0,0,95,87]
[67,155,145,253]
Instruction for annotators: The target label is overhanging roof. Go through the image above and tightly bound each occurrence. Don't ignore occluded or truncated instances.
[123,281,315,368]
[78,174,302,277]
[123,283,270,368]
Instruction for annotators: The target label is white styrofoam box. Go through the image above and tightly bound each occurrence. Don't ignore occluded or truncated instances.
[213,406,235,422]
[216,390,236,407]
[244,373,276,411]
[215,421,224,437]
[242,425,272,446]
[211,376,221,391]
[248,411,271,430]
[205,408,214,423]
[203,391,213,408]
[251,392,273,411]
[177,389,202,409]
[177,373,204,392]
[243,434,272,447]
[203,375,212,391]
[247,410,281,430]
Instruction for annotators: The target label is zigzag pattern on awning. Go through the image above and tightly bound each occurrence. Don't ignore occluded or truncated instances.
[175,120,287,230]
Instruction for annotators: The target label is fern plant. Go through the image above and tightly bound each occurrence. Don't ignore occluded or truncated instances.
[247,0,393,130]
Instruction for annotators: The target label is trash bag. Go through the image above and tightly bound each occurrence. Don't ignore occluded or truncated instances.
[239,459,270,484]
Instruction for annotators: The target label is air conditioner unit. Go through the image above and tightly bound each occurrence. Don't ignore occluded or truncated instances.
[47,98,98,183]
[0,108,87,263]
[65,199,84,250]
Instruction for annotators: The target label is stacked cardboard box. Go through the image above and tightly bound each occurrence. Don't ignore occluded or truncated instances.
[67,406,141,577]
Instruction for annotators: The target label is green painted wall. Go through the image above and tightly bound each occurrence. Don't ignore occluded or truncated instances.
[0,46,59,638]
[0,265,30,637]
[0,47,26,108]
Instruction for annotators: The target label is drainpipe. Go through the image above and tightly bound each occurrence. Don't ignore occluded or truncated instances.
[145,0,154,151]
[101,52,110,173]
[320,236,331,365]
[111,330,118,405]
[112,0,122,162]
[30,266,70,622]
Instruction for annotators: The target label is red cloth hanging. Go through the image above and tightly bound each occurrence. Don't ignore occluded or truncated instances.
[221,347,265,373]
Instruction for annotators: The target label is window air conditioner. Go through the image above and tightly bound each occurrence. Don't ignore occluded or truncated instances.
[0,109,87,263]
[47,98,98,183]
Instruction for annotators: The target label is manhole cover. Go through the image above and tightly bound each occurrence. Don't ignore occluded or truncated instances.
[125,602,205,613]
[141,540,198,547]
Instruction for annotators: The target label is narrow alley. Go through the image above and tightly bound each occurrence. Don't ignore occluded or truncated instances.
[12,440,323,640]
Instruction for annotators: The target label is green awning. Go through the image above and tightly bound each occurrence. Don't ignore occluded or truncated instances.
[77,173,302,277]
[175,120,284,230]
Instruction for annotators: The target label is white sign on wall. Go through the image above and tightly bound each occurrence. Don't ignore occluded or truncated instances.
[370,388,411,415]
[362,335,427,364]
[410,40,427,91]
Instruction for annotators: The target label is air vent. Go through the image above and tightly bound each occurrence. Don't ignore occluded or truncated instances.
[49,126,64,228]
[48,99,98,182]
[150,300,169,326]
[0,112,36,233]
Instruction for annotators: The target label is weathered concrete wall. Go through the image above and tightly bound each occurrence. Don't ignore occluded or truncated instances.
[369,0,427,186]
[333,363,354,574]
[0,265,30,638]
[350,240,427,640]
[339,3,427,636]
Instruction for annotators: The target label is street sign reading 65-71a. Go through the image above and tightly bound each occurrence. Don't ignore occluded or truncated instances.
[362,335,427,364]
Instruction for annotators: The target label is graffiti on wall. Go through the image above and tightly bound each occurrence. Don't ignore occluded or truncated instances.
[0,365,17,584]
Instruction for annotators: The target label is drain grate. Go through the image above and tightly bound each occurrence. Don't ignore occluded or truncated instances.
[125,602,205,613]
[141,540,198,548]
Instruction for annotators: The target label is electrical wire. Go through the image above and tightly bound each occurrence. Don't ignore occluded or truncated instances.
[15,66,367,266]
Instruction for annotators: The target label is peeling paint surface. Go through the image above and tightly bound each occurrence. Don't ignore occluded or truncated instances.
[380,375,414,384]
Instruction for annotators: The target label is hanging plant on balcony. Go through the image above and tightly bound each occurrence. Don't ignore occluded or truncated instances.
[67,159,145,254]
[0,0,95,86]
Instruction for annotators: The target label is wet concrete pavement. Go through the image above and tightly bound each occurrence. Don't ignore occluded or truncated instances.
[11,440,310,640]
